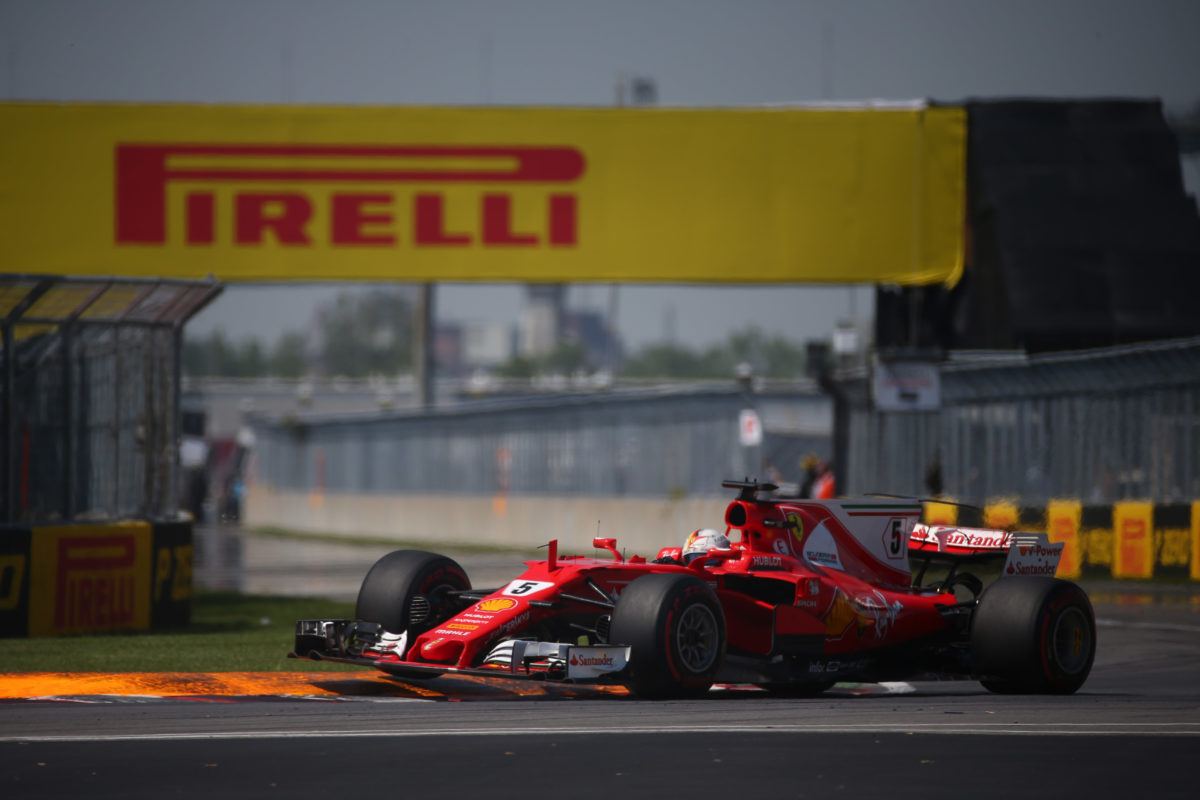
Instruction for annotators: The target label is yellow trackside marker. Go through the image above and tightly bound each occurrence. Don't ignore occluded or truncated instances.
[1113,501,1154,579]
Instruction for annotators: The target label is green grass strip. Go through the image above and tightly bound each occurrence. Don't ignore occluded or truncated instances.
[0,592,360,673]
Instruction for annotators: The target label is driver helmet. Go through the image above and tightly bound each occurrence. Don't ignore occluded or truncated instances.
[682,528,731,563]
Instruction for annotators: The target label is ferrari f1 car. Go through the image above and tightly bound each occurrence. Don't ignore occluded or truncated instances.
[291,480,1096,699]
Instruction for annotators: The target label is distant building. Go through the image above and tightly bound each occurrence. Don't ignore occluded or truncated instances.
[460,321,516,369]
[518,284,565,358]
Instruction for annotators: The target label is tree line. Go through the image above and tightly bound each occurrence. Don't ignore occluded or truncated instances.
[183,289,813,380]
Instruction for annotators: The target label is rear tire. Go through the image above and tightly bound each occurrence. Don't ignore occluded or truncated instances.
[970,576,1095,694]
[609,573,726,699]
[355,550,471,635]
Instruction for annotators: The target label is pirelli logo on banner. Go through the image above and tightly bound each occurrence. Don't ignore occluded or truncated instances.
[114,144,586,250]
[30,524,152,637]
[1112,501,1154,580]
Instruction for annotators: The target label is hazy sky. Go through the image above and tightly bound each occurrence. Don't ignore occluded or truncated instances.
[4,0,1198,350]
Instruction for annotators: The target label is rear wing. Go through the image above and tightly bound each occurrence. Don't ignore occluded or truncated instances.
[909,523,1064,580]
[910,523,1012,557]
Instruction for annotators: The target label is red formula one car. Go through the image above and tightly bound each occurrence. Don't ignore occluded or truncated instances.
[292,480,1096,698]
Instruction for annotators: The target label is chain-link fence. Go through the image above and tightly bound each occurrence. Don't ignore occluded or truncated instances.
[840,337,1200,504]
[1,276,221,523]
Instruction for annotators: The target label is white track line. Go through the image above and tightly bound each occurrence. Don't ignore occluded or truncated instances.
[5,722,1200,743]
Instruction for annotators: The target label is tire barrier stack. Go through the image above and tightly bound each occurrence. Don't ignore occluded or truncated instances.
[923,499,1200,581]
[0,519,192,638]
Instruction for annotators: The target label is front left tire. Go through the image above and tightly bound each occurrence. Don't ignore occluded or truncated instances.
[609,573,726,699]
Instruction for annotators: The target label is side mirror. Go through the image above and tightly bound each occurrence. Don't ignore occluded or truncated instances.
[593,537,622,562]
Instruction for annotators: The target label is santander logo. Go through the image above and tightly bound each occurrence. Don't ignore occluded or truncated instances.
[569,653,615,667]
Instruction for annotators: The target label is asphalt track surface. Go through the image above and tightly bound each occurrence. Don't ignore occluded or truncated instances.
[2,530,1198,798]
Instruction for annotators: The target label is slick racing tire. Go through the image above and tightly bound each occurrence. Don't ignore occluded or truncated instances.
[970,576,1095,695]
[355,550,471,636]
[610,573,726,699]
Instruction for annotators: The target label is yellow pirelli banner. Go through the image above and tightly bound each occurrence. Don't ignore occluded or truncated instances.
[28,522,153,637]
[1112,501,1155,580]
[1,520,192,638]
[1192,501,1200,581]
[0,102,965,284]
[1046,499,1083,579]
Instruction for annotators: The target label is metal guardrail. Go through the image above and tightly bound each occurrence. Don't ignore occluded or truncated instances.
[239,337,1199,507]
[249,386,831,499]
[839,337,1200,505]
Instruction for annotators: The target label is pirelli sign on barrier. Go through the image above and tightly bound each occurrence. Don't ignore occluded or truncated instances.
[0,102,965,285]
[0,521,191,638]
[923,499,1200,581]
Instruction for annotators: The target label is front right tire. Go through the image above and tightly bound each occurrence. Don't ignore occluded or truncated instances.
[355,550,470,636]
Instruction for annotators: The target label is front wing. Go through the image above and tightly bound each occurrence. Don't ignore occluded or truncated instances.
[290,618,631,684]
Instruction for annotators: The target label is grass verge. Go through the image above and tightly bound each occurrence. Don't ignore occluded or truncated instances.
[0,592,360,673]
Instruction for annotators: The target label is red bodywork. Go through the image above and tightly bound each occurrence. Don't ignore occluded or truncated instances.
[331,494,970,683]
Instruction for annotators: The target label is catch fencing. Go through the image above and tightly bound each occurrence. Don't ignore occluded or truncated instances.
[1,276,220,522]
[246,338,1198,508]
[250,384,831,499]
[840,337,1200,505]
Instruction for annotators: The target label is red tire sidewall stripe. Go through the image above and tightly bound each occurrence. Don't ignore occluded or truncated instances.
[663,599,682,682]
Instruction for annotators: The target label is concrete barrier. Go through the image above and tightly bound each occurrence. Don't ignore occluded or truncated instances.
[244,484,727,556]
[248,486,1200,581]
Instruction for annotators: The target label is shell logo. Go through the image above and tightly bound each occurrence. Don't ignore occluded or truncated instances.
[477,598,518,613]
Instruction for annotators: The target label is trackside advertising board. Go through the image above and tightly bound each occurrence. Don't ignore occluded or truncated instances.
[0,102,965,285]
[0,521,192,638]
[29,523,154,636]
[919,499,1200,580]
